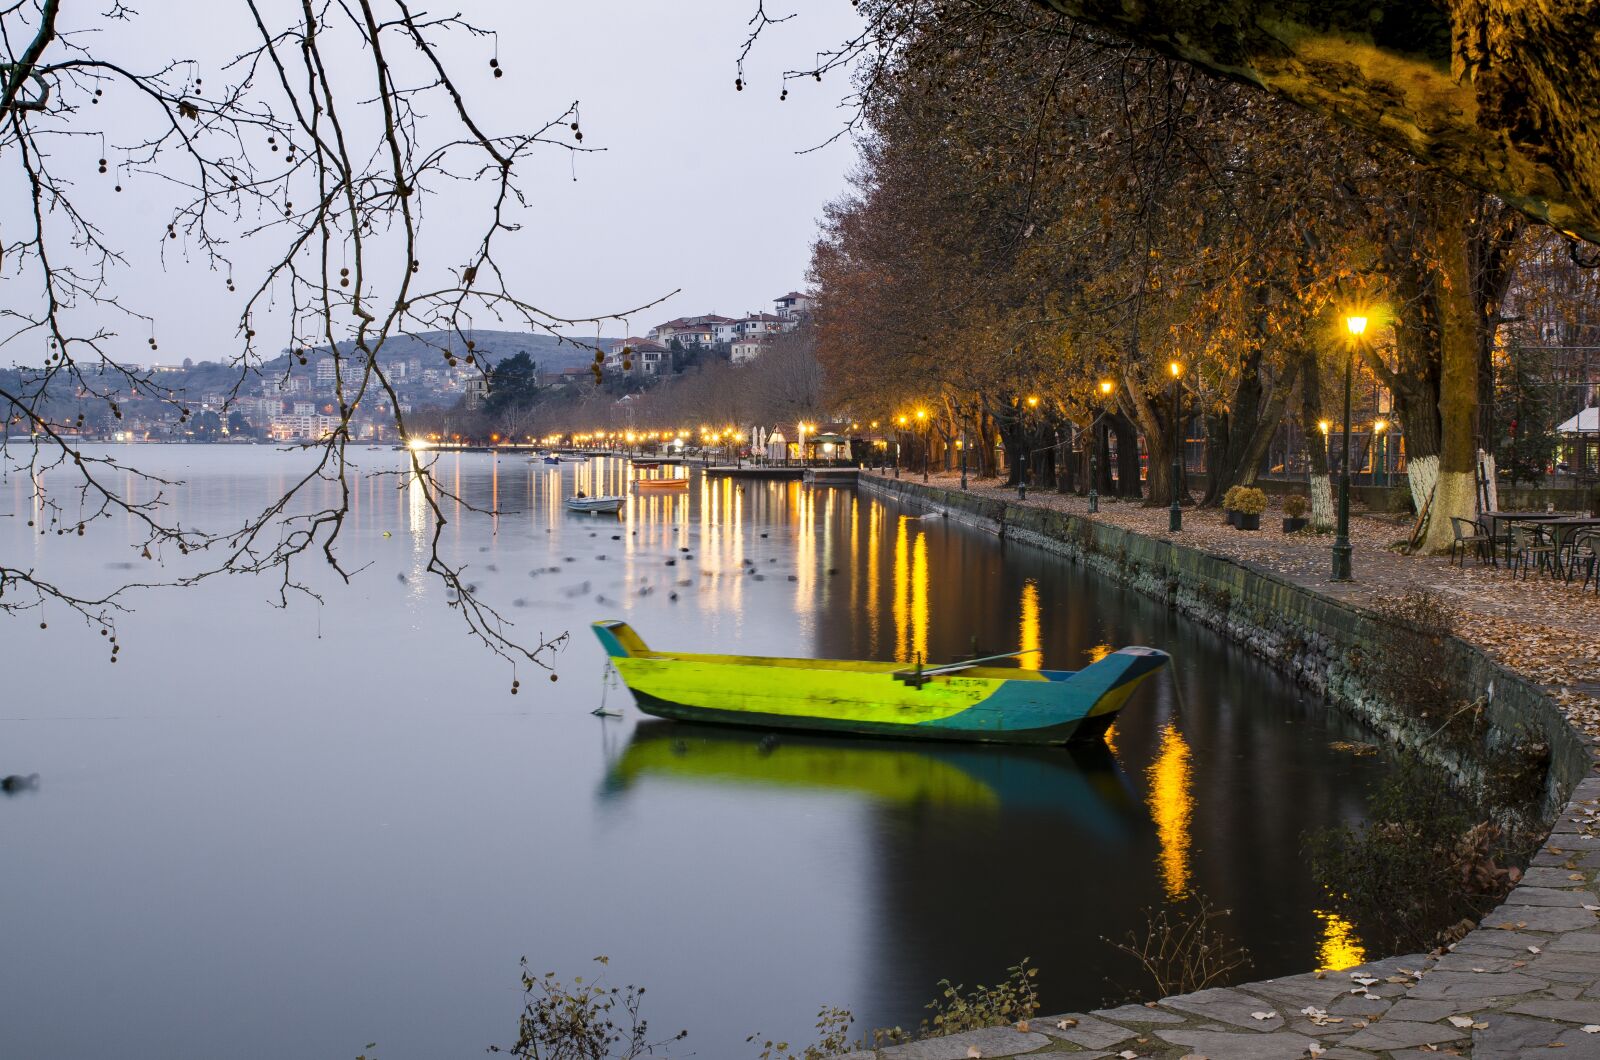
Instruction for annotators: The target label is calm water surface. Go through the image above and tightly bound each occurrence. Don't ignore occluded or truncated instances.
[0,447,1395,1059]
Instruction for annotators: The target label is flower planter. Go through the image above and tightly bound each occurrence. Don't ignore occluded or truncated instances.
[1282,516,1309,533]
[1235,513,1261,531]
[1226,510,1240,527]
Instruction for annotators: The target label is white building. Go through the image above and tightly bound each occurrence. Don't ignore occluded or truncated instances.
[774,291,814,320]
[605,338,670,376]
[731,337,769,364]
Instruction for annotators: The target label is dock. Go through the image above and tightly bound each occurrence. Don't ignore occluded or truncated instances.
[704,465,806,480]
[803,468,859,486]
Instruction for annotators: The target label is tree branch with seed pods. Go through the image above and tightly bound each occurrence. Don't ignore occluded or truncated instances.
[0,0,661,684]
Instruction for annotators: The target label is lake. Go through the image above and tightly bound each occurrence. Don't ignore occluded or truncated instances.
[0,446,1396,1059]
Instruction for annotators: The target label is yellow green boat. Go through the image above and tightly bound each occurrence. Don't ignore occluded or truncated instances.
[591,620,1169,745]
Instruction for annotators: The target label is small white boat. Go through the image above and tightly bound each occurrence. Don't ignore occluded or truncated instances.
[566,495,624,514]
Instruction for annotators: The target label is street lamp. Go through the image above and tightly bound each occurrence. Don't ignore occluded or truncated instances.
[959,416,969,490]
[1090,379,1114,514]
[895,415,907,477]
[1373,418,1388,487]
[1168,361,1183,532]
[1333,315,1366,581]
[915,408,929,482]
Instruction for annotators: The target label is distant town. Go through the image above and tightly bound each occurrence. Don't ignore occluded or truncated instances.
[3,291,814,444]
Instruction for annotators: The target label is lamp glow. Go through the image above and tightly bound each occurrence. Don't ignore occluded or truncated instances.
[1345,315,1368,337]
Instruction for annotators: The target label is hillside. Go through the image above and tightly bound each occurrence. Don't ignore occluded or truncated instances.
[325,330,613,373]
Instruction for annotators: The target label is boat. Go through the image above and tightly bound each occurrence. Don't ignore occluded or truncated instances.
[631,460,661,469]
[590,621,1169,745]
[566,495,624,514]
[633,476,688,491]
[543,455,562,465]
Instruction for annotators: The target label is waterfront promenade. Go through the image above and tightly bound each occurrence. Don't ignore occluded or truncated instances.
[838,471,1600,1060]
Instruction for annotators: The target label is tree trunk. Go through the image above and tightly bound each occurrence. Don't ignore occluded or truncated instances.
[1108,412,1143,499]
[1419,187,1482,553]
[1296,344,1334,531]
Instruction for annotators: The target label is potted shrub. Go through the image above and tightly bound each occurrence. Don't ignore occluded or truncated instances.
[1282,494,1310,533]
[1230,487,1267,530]
[1222,485,1242,527]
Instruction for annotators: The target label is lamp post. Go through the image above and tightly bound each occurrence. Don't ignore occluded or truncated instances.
[1373,419,1387,487]
[959,419,968,490]
[1168,361,1183,533]
[1090,379,1113,514]
[1333,315,1365,581]
[895,415,907,477]
[915,408,929,482]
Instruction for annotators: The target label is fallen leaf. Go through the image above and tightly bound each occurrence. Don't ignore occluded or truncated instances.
[1584,1025,1600,1033]
[1448,1016,1476,1028]
[1015,1020,1029,1033]
[1251,1011,1278,1021]
[966,1047,982,1059]
[1056,1018,1078,1030]
[1530,946,1543,954]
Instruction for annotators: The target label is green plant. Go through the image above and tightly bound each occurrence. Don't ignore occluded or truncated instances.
[1228,487,1268,515]
[1103,895,1253,999]
[749,1006,861,1060]
[1221,485,1243,511]
[749,964,1039,1057]
[1283,494,1309,519]
[491,956,686,1060]
[920,960,1040,1037]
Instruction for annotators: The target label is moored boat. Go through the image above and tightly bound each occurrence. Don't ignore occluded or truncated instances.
[590,621,1168,745]
[566,495,624,514]
[633,477,688,491]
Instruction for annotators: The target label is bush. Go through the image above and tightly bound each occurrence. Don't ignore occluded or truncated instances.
[1284,494,1309,518]
[1103,895,1253,999]
[1226,487,1268,515]
[1306,765,1531,954]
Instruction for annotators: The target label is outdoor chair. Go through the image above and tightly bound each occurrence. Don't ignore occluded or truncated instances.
[1574,530,1600,593]
[1509,523,1558,580]
[1448,516,1491,567]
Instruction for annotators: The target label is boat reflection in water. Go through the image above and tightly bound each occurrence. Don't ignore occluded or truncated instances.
[603,721,1140,842]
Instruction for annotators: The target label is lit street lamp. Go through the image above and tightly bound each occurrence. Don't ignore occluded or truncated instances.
[1333,315,1366,582]
[1090,379,1113,514]
[1168,361,1183,533]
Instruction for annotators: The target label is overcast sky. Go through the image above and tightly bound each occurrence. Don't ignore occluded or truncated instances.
[7,2,866,366]
[459,0,867,330]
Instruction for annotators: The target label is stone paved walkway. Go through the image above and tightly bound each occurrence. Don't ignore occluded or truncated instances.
[838,472,1600,1059]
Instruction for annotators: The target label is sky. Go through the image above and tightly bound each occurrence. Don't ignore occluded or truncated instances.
[5,1,869,365]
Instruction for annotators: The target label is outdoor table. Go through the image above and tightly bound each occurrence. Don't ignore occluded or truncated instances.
[1479,511,1582,566]
[1534,517,1600,577]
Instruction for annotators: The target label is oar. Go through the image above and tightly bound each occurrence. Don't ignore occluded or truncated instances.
[893,649,1026,687]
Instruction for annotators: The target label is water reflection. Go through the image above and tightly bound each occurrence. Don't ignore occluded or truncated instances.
[1147,722,1195,900]
[1317,911,1367,971]
[604,721,1139,841]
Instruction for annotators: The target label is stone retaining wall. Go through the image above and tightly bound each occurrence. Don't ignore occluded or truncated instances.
[841,475,1600,1059]
[860,474,1591,818]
